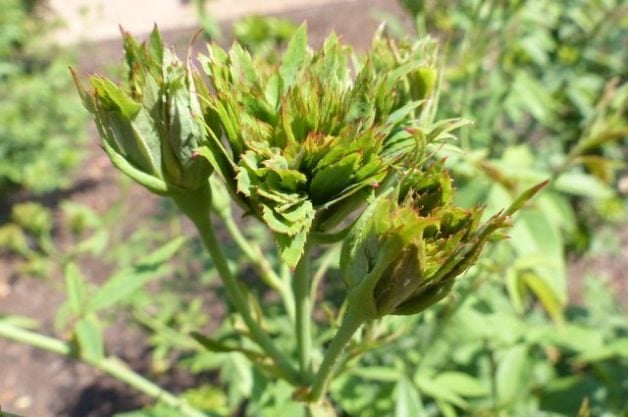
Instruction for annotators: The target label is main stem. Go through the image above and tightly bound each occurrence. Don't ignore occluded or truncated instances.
[308,307,363,402]
[294,242,313,379]
[0,322,207,417]
[173,190,301,386]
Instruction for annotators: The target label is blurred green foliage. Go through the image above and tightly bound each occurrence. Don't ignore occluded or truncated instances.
[390,0,627,227]
[0,0,87,197]
[233,15,298,60]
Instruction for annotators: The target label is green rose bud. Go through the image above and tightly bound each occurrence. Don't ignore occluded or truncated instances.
[73,26,211,195]
[340,163,546,321]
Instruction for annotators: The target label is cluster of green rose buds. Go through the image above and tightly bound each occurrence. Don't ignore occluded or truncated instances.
[74,25,545,402]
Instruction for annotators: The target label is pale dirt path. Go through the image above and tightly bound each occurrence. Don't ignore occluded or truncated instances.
[50,0,358,44]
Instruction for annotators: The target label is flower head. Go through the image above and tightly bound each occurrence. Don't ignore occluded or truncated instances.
[196,25,438,266]
[340,162,546,320]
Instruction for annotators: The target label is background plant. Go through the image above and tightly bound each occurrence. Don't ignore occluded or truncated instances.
[232,15,298,60]
[388,0,627,234]
[0,0,87,198]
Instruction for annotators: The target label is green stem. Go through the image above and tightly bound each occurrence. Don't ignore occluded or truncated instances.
[294,242,313,379]
[219,208,295,322]
[0,321,69,355]
[310,245,339,302]
[0,322,207,417]
[99,357,207,417]
[173,190,301,386]
[308,307,363,402]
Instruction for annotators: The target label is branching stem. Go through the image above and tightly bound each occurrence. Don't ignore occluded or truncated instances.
[174,189,301,385]
[308,307,363,402]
